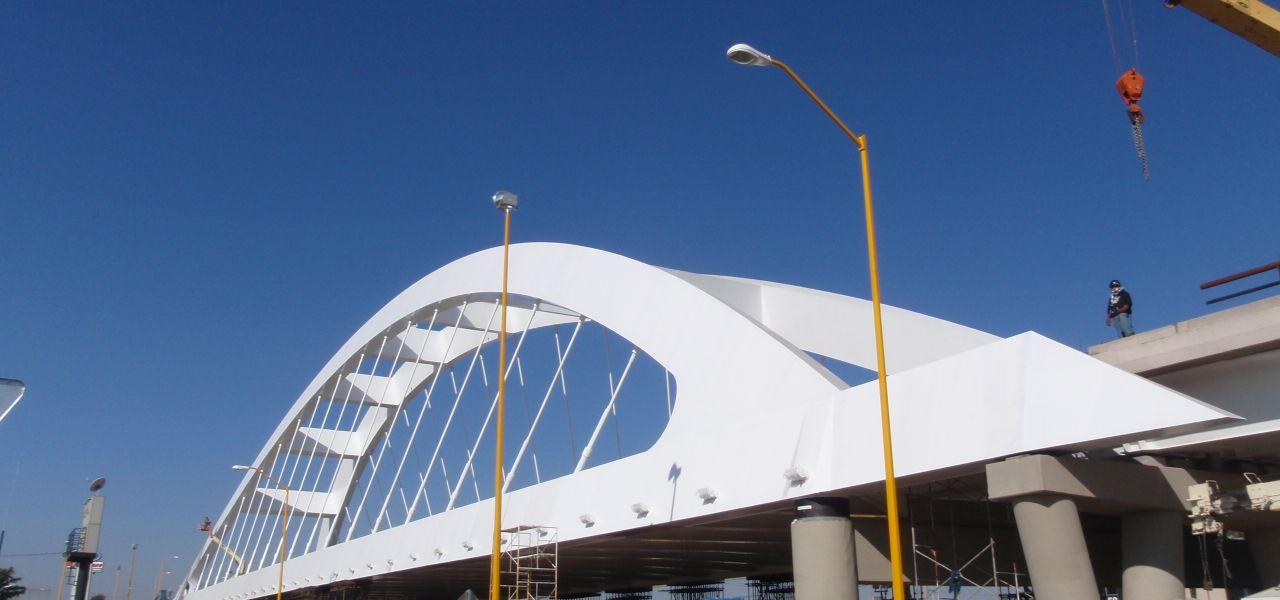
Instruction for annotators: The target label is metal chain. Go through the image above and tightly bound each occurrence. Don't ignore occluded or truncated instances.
[1131,122,1151,181]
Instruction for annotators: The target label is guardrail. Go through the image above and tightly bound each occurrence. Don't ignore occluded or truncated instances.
[1201,260,1280,305]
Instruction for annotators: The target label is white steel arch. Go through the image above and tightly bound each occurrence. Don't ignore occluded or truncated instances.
[182,242,1234,600]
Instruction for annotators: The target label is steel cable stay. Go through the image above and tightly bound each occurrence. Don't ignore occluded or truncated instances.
[284,381,343,559]
[204,494,247,586]
[223,447,278,581]
[262,405,324,568]
[408,300,503,518]
[404,300,501,522]
[319,334,389,545]
[512,356,541,484]
[344,317,428,541]
[221,450,282,584]
[371,304,467,532]
[554,327,578,457]
[291,381,352,559]
[574,348,638,473]
[445,303,541,511]
[260,414,314,568]
[464,448,482,502]
[250,417,308,571]
[198,495,246,588]
[245,434,293,571]
[298,352,369,554]
[240,441,290,577]
[397,299,496,522]
[198,298,683,592]
[600,325,625,460]
[271,388,336,563]
[505,317,584,492]
[337,328,411,543]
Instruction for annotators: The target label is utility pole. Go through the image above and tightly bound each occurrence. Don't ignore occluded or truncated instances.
[112,566,122,600]
[125,544,137,600]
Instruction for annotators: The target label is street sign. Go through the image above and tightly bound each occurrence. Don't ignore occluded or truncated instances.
[90,561,104,573]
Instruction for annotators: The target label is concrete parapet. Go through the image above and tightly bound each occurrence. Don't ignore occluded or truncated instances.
[1088,294,1280,377]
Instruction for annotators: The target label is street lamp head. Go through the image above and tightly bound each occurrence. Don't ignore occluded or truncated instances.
[726,43,773,67]
[231,465,255,472]
[492,190,518,212]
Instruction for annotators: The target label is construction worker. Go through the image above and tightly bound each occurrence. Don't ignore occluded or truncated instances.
[1106,279,1135,338]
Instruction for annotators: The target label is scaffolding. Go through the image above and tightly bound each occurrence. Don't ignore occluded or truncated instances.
[602,591,651,599]
[667,582,723,599]
[746,577,793,600]
[501,525,558,600]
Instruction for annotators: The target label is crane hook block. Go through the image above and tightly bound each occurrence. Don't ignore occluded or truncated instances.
[1115,68,1146,125]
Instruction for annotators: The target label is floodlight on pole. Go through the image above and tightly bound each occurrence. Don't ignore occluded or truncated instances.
[726,41,907,600]
[726,43,774,67]
[488,190,516,600]
[231,464,289,600]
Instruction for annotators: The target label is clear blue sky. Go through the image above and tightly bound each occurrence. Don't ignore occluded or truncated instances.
[3,1,1278,595]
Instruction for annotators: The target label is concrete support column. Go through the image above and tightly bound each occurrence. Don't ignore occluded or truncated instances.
[1250,527,1280,588]
[791,497,857,600]
[1011,495,1098,600]
[1121,510,1185,600]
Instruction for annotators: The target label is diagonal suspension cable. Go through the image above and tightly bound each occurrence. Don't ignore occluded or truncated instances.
[404,300,501,522]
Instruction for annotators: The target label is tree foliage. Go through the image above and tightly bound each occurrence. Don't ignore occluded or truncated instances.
[0,567,26,600]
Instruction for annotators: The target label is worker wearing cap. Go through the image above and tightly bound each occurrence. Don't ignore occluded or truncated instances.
[1106,279,1135,338]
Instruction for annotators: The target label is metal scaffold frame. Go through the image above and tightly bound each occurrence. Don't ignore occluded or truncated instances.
[666,582,723,600]
[746,577,793,600]
[501,525,558,599]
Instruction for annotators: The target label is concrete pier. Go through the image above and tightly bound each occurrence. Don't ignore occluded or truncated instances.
[791,497,857,600]
[1011,495,1099,600]
[1121,510,1185,600]
[1251,527,1280,588]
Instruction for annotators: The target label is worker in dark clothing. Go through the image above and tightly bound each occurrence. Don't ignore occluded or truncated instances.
[1106,279,1135,338]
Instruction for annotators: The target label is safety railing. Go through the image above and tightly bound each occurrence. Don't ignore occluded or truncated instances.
[1201,260,1280,305]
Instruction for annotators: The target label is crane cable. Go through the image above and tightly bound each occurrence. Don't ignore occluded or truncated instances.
[1103,0,1150,180]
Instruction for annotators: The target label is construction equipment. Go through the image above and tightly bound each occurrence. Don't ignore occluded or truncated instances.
[197,518,244,575]
[1101,0,1152,180]
[1166,0,1280,58]
[501,525,557,600]
[1115,68,1151,180]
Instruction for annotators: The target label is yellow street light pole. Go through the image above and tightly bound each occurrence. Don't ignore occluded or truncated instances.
[727,43,906,599]
[232,465,290,600]
[489,190,518,600]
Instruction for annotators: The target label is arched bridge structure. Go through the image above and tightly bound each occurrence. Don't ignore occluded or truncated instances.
[181,243,1233,600]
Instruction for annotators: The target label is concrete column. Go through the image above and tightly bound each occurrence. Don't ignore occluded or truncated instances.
[1011,495,1098,600]
[791,497,857,600]
[1250,527,1280,588]
[1121,510,1185,600]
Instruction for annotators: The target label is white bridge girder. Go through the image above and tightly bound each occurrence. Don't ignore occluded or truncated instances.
[181,243,1237,600]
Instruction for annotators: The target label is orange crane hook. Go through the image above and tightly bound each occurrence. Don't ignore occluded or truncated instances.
[1115,68,1146,124]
